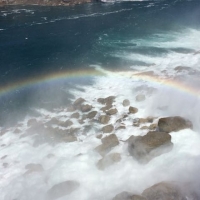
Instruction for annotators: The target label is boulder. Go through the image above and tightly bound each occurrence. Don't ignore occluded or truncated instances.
[99,115,110,124]
[97,98,105,104]
[142,181,199,200]
[63,134,77,143]
[97,96,115,105]
[73,97,85,107]
[67,105,76,112]
[81,104,92,112]
[149,124,157,130]
[128,131,173,163]
[136,94,146,102]
[158,116,192,133]
[46,180,80,200]
[102,124,114,133]
[96,153,121,170]
[95,134,119,156]
[123,99,130,107]
[70,112,80,119]
[101,104,113,112]
[106,108,118,115]
[112,192,146,200]
[87,111,97,119]
[129,106,138,114]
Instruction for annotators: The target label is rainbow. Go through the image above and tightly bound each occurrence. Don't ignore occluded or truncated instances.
[0,68,200,99]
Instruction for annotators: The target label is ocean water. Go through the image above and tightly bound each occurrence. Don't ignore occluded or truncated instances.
[0,0,200,199]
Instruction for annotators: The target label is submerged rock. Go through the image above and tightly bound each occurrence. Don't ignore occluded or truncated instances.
[96,153,121,170]
[158,116,192,133]
[106,108,118,115]
[73,97,85,107]
[80,104,92,112]
[70,112,80,119]
[95,134,119,156]
[27,118,38,127]
[46,180,80,200]
[123,99,130,107]
[112,192,146,200]
[59,120,73,127]
[128,131,173,163]
[24,163,44,174]
[102,124,114,133]
[136,94,146,102]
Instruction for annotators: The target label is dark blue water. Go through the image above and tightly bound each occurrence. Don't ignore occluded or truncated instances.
[0,0,200,126]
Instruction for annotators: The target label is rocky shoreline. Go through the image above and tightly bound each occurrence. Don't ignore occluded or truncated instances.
[0,0,93,7]
[0,94,197,199]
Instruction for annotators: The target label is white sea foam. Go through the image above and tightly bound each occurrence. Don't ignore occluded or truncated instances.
[0,28,200,200]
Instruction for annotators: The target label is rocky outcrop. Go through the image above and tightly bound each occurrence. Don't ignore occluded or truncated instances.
[102,124,114,133]
[96,153,121,170]
[128,131,173,163]
[99,115,110,124]
[112,192,146,200]
[46,180,80,200]
[158,116,192,133]
[95,134,119,156]
[129,106,138,114]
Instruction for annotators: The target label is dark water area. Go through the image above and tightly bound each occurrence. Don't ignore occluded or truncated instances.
[0,0,200,126]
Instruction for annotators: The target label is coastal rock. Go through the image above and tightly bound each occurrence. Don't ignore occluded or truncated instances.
[112,192,146,200]
[96,153,121,170]
[136,94,146,102]
[63,134,77,143]
[106,108,118,115]
[102,124,114,133]
[158,116,193,133]
[27,118,37,127]
[142,181,199,200]
[25,163,44,174]
[81,104,92,112]
[128,131,173,163]
[59,120,73,127]
[73,97,85,107]
[70,112,80,119]
[67,105,76,112]
[97,96,115,105]
[123,99,130,107]
[101,104,113,112]
[129,106,138,114]
[46,180,80,200]
[95,134,119,156]
[99,115,110,124]
[87,111,97,119]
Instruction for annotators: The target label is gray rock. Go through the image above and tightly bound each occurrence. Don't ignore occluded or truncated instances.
[87,111,97,119]
[99,115,110,124]
[112,192,146,200]
[136,94,146,102]
[59,120,73,127]
[123,99,130,107]
[102,124,114,133]
[81,104,92,112]
[73,98,85,107]
[27,118,38,127]
[46,180,80,200]
[95,134,119,156]
[128,131,173,163]
[106,108,118,115]
[70,112,80,119]
[158,116,193,133]
[67,105,76,112]
[97,96,115,105]
[129,106,138,114]
[63,134,77,143]
[96,153,121,170]
[101,104,113,112]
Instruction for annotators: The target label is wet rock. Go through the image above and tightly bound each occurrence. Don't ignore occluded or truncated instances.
[25,163,44,174]
[87,111,97,119]
[46,118,60,126]
[99,115,110,124]
[95,134,119,156]
[106,108,118,115]
[139,118,148,124]
[68,127,80,135]
[78,119,85,124]
[98,96,115,105]
[63,134,77,143]
[129,106,138,114]
[136,94,146,102]
[70,112,80,119]
[46,180,80,200]
[27,118,37,127]
[128,131,173,163]
[158,116,193,133]
[96,153,121,170]
[142,181,199,200]
[149,124,157,130]
[116,126,126,130]
[96,134,103,139]
[140,126,149,130]
[59,120,73,127]
[14,128,21,134]
[102,124,114,133]
[113,192,146,200]
[73,97,85,107]
[81,104,92,112]
[97,98,105,104]
[101,104,113,112]
[123,99,130,107]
